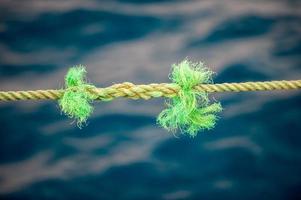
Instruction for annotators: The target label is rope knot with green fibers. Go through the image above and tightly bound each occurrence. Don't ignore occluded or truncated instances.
[58,65,98,126]
[157,60,222,137]
[1,59,301,137]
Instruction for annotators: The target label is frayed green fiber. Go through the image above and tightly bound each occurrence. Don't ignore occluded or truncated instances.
[59,65,96,126]
[65,66,86,87]
[157,59,222,137]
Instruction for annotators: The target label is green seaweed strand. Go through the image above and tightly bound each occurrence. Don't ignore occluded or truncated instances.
[157,59,222,137]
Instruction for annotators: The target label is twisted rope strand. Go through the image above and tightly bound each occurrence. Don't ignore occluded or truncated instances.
[1,80,301,101]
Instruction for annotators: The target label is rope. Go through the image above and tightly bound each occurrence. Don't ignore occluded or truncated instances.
[1,80,301,101]
[1,59,301,136]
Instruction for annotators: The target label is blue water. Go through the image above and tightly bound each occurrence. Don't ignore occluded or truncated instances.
[0,0,301,199]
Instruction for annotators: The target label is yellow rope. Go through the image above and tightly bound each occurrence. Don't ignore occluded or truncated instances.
[1,80,301,101]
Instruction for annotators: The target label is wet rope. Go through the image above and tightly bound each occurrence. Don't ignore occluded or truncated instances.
[1,80,301,101]
[1,59,300,136]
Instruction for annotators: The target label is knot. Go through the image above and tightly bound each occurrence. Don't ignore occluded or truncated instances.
[157,59,222,137]
[59,65,97,126]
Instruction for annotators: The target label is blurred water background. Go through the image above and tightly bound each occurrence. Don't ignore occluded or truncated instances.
[0,0,301,199]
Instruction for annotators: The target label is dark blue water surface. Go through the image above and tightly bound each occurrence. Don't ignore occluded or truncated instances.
[1,0,301,199]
